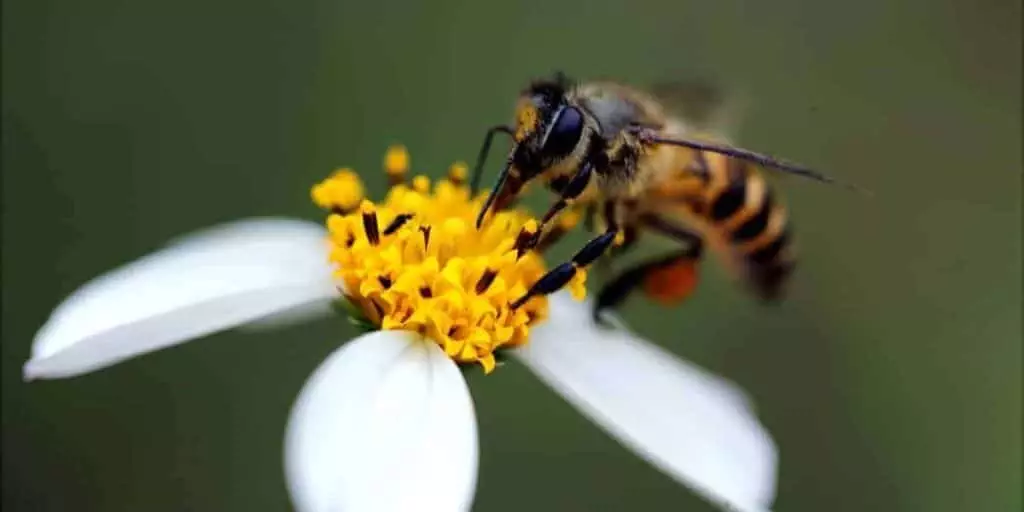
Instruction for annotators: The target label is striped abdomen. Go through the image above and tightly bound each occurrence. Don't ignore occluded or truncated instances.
[697,152,796,300]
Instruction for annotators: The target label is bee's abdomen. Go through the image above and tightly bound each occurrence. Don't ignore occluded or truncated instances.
[745,229,795,301]
[703,158,796,301]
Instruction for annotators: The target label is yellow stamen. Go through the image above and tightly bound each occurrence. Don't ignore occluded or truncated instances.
[384,145,409,186]
[311,168,364,213]
[312,145,585,373]
[384,145,409,175]
[447,162,468,185]
[411,175,431,194]
[567,269,587,301]
[359,199,376,215]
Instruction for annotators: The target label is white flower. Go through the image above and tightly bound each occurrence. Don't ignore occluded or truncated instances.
[26,151,777,512]
[25,218,776,512]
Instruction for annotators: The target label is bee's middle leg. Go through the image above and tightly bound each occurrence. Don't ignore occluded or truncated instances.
[592,216,704,324]
[592,246,703,325]
[528,162,594,248]
[510,227,619,309]
[511,198,621,309]
[594,225,637,278]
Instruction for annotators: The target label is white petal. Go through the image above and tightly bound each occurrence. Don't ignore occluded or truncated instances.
[285,330,478,512]
[25,218,339,380]
[239,301,335,332]
[516,292,777,512]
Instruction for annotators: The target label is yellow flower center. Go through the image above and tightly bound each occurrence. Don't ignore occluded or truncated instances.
[310,147,587,373]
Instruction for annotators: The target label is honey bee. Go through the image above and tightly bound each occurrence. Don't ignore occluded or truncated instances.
[471,72,856,320]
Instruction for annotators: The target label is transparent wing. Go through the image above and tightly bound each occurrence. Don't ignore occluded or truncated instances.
[647,79,746,137]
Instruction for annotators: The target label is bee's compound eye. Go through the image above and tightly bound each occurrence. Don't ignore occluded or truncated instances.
[544,106,583,156]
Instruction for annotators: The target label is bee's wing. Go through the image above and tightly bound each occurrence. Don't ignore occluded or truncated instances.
[647,80,747,138]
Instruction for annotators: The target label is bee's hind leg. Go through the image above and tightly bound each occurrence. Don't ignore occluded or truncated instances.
[591,246,702,326]
[592,216,704,326]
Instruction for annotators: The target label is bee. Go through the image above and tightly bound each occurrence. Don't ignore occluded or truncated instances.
[471,72,857,321]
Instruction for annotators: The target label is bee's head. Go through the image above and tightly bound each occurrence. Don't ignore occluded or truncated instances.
[476,72,589,228]
[511,73,587,176]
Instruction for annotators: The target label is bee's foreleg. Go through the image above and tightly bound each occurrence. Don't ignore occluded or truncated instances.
[527,161,594,248]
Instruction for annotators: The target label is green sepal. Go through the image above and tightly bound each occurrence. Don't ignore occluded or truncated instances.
[493,348,513,366]
[331,296,379,333]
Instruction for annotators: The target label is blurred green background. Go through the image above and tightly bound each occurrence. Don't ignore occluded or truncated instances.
[2,0,1020,510]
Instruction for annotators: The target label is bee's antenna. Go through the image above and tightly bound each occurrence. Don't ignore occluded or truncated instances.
[475,148,516,229]
[470,125,515,194]
[643,133,871,196]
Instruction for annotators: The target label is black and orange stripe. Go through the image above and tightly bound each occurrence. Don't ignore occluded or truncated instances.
[699,153,796,300]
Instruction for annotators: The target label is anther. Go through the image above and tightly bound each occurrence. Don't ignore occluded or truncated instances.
[513,221,539,258]
[448,162,468,186]
[377,275,392,289]
[419,225,432,247]
[384,145,409,187]
[383,213,414,235]
[360,201,380,245]
[475,268,498,294]
[412,175,431,194]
